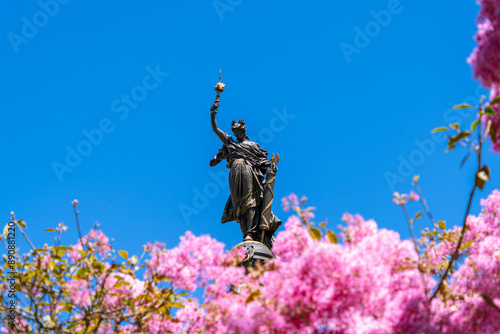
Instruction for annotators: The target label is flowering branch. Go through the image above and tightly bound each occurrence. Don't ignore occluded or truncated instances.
[430,99,492,301]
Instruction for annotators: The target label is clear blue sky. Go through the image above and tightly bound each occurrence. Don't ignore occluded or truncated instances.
[1,1,498,256]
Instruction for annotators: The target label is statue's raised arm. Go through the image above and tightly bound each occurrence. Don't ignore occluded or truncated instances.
[210,100,228,143]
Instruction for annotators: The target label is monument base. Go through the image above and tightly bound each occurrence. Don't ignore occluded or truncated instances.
[232,240,274,268]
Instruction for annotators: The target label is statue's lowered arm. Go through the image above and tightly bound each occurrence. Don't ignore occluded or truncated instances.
[210,146,228,167]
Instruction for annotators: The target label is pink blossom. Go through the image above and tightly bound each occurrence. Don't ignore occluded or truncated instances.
[281,196,290,213]
[101,273,146,311]
[67,229,113,262]
[409,190,420,201]
[288,193,299,206]
[477,0,500,26]
[67,243,83,262]
[38,254,50,268]
[281,193,301,213]
[65,279,91,308]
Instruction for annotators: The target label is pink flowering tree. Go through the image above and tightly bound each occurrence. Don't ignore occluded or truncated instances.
[0,202,220,334]
[140,187,500,333]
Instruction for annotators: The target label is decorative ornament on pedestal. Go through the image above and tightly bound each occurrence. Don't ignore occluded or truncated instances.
[231,240,275,268]
[209,70,282,267]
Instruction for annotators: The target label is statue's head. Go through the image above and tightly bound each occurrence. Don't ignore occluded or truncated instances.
[231,119,248,141]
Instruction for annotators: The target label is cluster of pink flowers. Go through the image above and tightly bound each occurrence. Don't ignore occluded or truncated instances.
[468,20,499,88]
[145,231,242,292]
[137,190,500,333]
[281,192,299,213]
[281,193,316,221]
[469,0,500,151]
[468,0,500,87]
[392,191,419,205]
[67,228,112,262]
[446,190,500,332]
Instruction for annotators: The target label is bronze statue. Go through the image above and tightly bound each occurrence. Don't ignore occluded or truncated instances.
[209,72,281,251]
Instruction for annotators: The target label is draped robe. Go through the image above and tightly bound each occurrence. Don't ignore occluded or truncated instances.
[211,132,271,224]
[211,131,282,248]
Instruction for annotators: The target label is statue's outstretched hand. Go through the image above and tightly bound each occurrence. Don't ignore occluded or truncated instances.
[211,101,219,114]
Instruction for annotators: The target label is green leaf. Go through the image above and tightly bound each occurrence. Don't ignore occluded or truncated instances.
[475,166,490,190]
[56,249,66,258]
[45,229,56,233]
[480,293,500,312]
[485,119,492,138]
[396,266,414,272]
[74,267,89,279]
[431,127,448,133]
[460,240,475,251]
[130,255,138,265]
[456,131,472,140]
[113,281,126,289]
[304,206,316,212]
[490,123,498,142]
[476,174,488,190]
[447,131,471,152]
[490,97,500,105]
[309,228,321,241]
[449,123,460,131]
[471,119,480,132]
[452,104,473,110]
[110,263,124,271]
[319,221,327,228]
[438,221,446,230]
[484,106,495,115]
[445,143,456,153]
[327,230,338,244]
[26,271,37,280]
[414,212,423,220]
[119,250,128,259]
[167,302,185,309]
[460,151,472,168]
[61,302,74,313]
[92,260,105,272]
[246,290,261,304]
[17,219,27,229]
[2,223,10,239]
